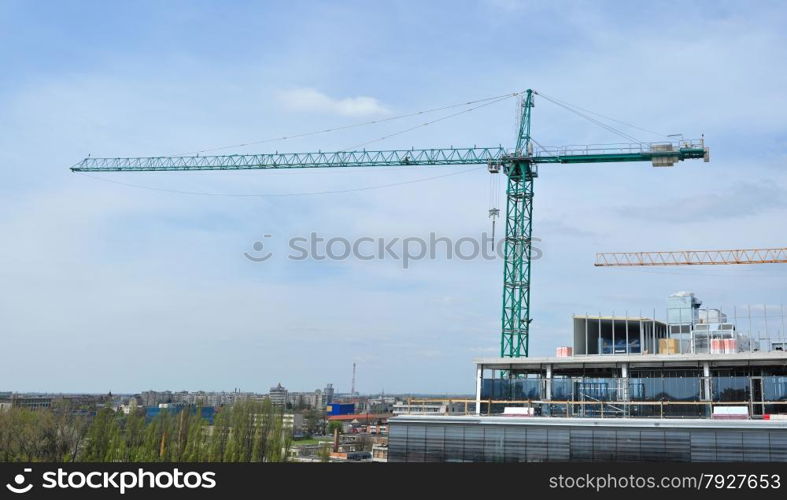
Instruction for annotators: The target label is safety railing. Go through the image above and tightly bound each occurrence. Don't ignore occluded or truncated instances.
[534,139,704,158]
[399,397,787,419]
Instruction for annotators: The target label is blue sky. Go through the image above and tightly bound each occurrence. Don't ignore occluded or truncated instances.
[1,0,786,394]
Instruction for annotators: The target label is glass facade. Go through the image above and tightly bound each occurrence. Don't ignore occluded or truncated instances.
[389,421,787,462]
[764,376,787,401]
[712,376,750,402]
[551,377,573,400]
[628,370,703,402]
[476,368,787,418]
[481,377,541,400]
[574,378,620,401]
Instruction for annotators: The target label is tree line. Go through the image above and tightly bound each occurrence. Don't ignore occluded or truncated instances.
[0,398,292,462]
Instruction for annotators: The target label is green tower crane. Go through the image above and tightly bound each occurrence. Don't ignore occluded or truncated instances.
[71,89,709,358]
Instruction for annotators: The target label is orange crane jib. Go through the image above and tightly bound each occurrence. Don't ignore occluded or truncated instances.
[595,248,787,267]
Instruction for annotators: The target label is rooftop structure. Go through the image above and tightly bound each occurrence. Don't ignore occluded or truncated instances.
[572,315,666,355]
[471,292,787,420]
[333,292,787,424]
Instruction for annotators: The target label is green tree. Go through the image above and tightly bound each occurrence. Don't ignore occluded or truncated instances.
[225,399,257,462]
[0,409,41,461]
[327,420,343,436]
[182,408,206,462]
[82,406,120,461]
[251,400,274,462]
[0,400,296,463]
[303,408,324,435]
[207,409,230,462]
[121,410,146,462]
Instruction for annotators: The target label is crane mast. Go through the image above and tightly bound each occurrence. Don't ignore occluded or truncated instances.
[71,89,709,358]
[500,89,535,357]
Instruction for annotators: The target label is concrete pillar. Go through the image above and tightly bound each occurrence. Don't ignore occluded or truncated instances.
[545,364,553,401]
[475,365,483,415]
[620,363,629,401]
[702,362,711,401]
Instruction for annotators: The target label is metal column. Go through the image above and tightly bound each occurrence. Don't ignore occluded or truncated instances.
[475,365,483,415]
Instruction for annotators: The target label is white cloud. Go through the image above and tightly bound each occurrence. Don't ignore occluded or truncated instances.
[621,183,787,223]
[277,88,390,117]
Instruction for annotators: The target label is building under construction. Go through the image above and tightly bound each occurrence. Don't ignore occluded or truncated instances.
[389,292,787,462]
[71,87,783,462]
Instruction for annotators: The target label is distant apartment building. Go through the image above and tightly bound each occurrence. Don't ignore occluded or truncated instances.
[283,413,305,433]
[141,390,173,407]
[248,411,302,435]
[366,396,397,413]
[287,389,324,409]
[133,385,333,411]
[308,389,323,409]
[0,394,52,411]
[323,383,335,405]
[140,389,256,407]
[16,395,52,410]
[269,383,288,407]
